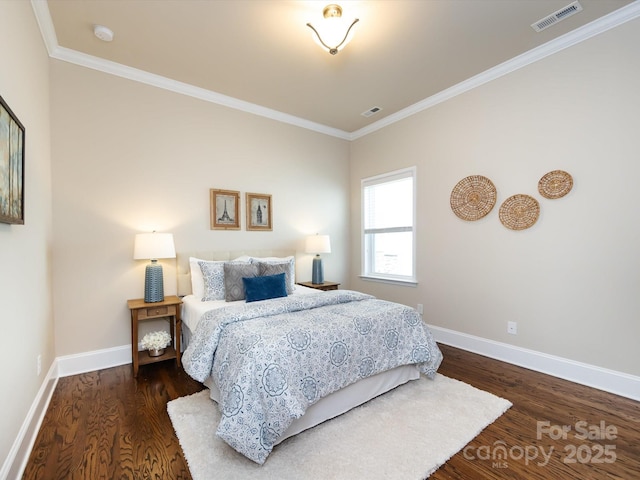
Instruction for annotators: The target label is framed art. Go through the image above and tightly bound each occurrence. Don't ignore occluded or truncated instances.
[210,189,240,230]
[0,95,25,225]
[246,192,272,231]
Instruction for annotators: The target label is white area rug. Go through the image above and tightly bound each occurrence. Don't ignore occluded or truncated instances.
[167,374,511,480]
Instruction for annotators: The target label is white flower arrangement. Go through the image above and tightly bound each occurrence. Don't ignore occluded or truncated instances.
[140,330,172,351]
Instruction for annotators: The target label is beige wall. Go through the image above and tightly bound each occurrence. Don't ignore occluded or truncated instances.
[50,61,350,357]
[350,18,640,376]
[0,0,53,472]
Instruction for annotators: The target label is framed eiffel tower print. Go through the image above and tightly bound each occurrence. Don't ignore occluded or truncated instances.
[210,189,240,230]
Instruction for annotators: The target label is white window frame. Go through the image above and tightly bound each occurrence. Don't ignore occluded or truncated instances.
[360,166,417,285]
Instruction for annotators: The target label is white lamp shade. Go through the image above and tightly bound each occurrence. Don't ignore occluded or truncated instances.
[307,4,359,55]
[311,17,356,51]
[133,233,176,260]
[305,234,331,254]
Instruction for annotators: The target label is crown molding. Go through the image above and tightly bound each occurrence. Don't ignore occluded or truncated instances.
[30,0,57,56]
[350,1,640,140]
[29,1,350,140]
[31,0,640,141]
[54,45,352,140]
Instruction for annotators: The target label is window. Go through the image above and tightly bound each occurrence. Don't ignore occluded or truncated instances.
[361,167,416,284]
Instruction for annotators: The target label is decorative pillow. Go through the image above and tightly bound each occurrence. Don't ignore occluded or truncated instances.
[198,260,226,301]
[224,262,259,302]
[251,256,295,293]
[243,273,288,303]
[258,262,294,294]
[190,257,225,299]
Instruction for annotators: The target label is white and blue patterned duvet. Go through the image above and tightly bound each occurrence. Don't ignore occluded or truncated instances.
[182,290,443,464]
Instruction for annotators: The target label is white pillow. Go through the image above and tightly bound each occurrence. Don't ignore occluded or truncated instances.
[188,257,207,299]
[250,255,295,264]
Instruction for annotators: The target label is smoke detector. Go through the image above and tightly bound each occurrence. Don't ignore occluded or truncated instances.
[93,25,114,42]
[531,1,583,32]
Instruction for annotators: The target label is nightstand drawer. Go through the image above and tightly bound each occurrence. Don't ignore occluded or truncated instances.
[138,305,176,319]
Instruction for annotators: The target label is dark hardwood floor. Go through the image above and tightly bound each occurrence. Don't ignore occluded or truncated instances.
[22,344,639,479]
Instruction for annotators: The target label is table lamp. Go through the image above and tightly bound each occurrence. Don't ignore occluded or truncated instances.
[305,234,331,284]
[133,232,176,303]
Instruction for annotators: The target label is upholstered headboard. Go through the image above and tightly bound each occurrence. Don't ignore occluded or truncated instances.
[177,250,297,297]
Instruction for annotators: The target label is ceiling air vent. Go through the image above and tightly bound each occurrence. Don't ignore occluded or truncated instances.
[531,1,583,32]
[361,106,382,118]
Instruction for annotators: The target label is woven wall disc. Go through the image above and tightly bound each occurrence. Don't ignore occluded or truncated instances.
[538,170,573,199]
[499,194,540,230]
[450,175,497,221]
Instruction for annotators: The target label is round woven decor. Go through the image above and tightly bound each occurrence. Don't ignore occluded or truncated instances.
[538,170,573,199]
[499,194,540,230]
[450,175,497,221]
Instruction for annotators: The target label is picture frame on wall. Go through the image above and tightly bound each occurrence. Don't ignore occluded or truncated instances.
[246,192,272,231]
[0,95,25,225]
[210,189,240,230]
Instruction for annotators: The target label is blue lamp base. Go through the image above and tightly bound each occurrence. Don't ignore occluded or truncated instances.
[144,260,165,303]
[311,255,324,284]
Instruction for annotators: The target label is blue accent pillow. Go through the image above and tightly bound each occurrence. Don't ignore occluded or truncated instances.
[243,273,288,303]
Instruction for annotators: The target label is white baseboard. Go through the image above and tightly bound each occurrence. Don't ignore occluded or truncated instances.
[56,344,131,377]
[2,346,131,480]
[429,325,640,402]
[1,361,58,480]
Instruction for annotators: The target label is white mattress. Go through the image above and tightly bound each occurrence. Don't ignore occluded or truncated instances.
[181,283,320,333]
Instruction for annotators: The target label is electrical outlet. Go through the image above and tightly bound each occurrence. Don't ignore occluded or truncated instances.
[507,321,517,335]
[37,354,42,376]
[417,304,424,315]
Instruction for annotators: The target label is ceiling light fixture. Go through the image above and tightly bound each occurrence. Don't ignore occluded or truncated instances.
[307,4,359,55]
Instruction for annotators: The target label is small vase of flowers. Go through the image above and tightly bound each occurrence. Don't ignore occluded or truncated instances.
[140,330,172,357]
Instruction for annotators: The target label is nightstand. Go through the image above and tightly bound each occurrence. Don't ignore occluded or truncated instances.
[297,281,340,291]
[127,295,182,377]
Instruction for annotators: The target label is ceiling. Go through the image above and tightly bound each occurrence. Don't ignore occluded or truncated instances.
[38,0,635,138]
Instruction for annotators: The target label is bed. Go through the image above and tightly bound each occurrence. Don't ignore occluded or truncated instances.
[178,251,443,464]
